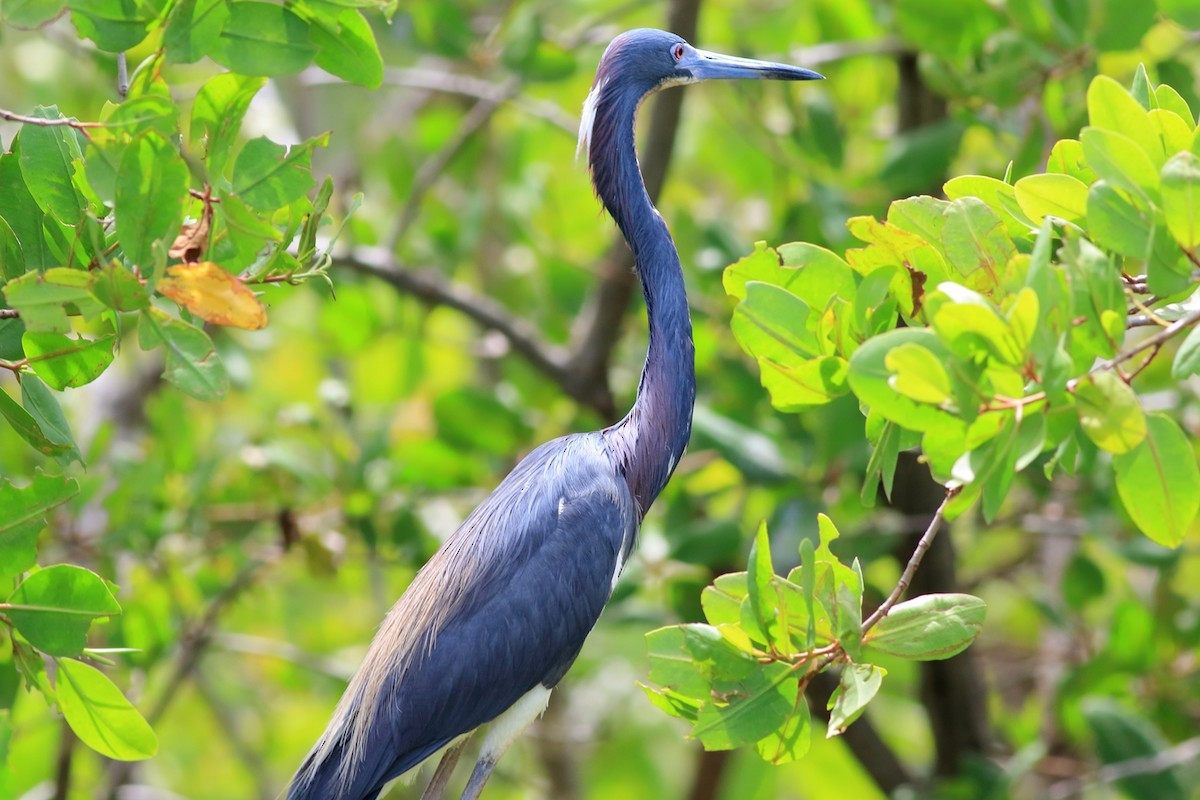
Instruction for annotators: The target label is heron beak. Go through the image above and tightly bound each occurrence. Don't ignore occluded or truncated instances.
[684,48,824,82]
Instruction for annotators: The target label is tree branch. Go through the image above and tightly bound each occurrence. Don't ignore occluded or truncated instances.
[861,486,958,634]
[385,78,523,251]
[0,309,18,319]
[0,108,100,128]
[333,246,589,401]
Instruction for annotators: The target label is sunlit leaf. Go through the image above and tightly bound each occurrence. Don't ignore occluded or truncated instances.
[210,2,317,76]
[56,658,157,760]
[863,593,986,660]
[1073,372,1146,455]
[1113,414,1199,548]
[163,0,229,64]
[6,565,120,656]
[232,135,323,211]
[827,663,885,737]
[1014,173,1088,223]
[22,332,115,389]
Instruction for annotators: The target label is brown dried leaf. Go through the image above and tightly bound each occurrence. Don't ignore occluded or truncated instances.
[168,199,214,263]
[157,262,268,330]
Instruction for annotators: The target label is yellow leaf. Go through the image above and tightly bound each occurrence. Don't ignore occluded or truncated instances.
[157,262,267,330]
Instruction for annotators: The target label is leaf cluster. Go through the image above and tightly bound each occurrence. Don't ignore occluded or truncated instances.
[643,518,985,761]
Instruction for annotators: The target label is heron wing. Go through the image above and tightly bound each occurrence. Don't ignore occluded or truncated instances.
[290,432,636,800]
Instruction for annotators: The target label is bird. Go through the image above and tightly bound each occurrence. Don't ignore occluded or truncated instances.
[288,28,822,800]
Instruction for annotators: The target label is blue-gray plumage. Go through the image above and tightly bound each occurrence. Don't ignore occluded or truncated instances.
[289,28,821,800]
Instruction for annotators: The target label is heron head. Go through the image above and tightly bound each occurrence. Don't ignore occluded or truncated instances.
[577,29,823,158]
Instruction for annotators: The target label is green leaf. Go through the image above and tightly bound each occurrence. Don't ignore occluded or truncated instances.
[755,683,810,764]
[21,375,81,464]
[885,341,951,404]
[2,0,67,26]
[6,565,120,656]
[56,658,157,760]
[943,174,1034,236]
[1080,127,1160,204]
[190,73,267,178]
[163,0,229,63]
[1087,75,1162,166]
[747,523,789,653]
[1013,173,1088,223]
[646,627,721,700]
[232,136,321,211]
[1171,326,1200,379]
[691,660,795,751]
[848,328,958,432]
[776,242,857,310]
[1061,234,1126,361]
[91,263,150,312]
[138,309,228,400]
[731,282,815,363]
[827,663,885,737]
[1081,699,1187,800]
[210,2,317,77]
[0,386,70,458]
[701,573,749,627]
[23,332,115,389]
[938,198,1014,293]
[757,356,849,410]
[2,268,101,333]
[115,133,189,275]
[17,107,87,223]
[1113,414,1200,548]
[68,0,156,50]
[1154,83,1195,128]
[308,7,383,88]
[863,593,986,660]
[1086,181,1153,257]
[0,471,79,580]
[1073,372,1146,454]
[723,242,782,301]
[1160,151,1200,249]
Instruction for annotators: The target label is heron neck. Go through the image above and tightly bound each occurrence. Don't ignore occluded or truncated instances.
[591,91,696,520]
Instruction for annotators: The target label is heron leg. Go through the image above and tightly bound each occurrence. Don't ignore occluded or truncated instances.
[459,755,497,800]
[459,685,552,800]
[421,737,470,800]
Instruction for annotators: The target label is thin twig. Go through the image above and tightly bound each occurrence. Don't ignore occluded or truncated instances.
[0,309,18,319]
[0,109,101,129]
[386,78,523,251]
[861,486,960,635]
[788,37,905,67]
[1046,735,1200,800]
[1067,305,1200,391]
[302,66,578,135]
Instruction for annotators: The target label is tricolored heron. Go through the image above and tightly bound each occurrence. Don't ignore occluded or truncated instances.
[288,28,822,800]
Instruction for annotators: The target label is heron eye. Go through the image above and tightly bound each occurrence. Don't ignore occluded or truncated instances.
[672,43,685,61]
